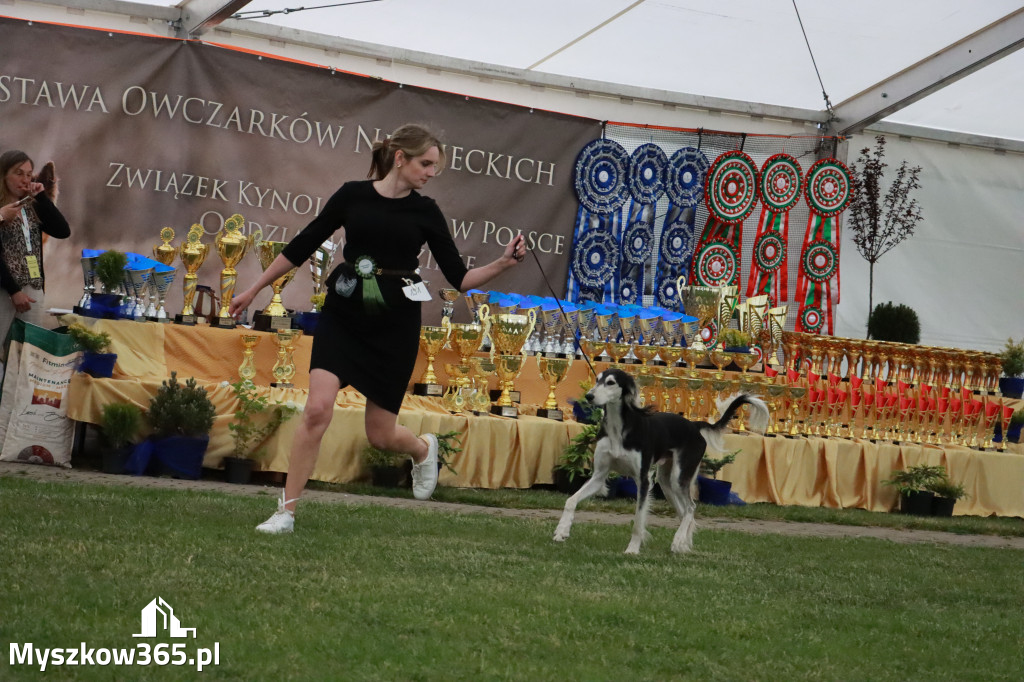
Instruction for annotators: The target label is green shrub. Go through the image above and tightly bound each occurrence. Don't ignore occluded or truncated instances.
[868,301,920,344]
[227,380,298,460]
[147,372,216,439]
[999,338,1024,378]
[556,422,598,482]
[883,464,946,496]
[100,402,143,449]
[94,250,128,294]
[719,329,752,349]
[700,449,738,479]
[65,322,112,353]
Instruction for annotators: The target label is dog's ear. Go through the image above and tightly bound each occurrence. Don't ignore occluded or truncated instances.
[621,373,641,409]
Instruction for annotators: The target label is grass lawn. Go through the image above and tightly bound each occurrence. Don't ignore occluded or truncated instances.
[2,476,1022,681]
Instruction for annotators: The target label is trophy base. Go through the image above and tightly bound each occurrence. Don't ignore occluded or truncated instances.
[537,408,564,421]
[490,404,518,419]
[211,316,237,329]
[253,312,294,332]
[413,383,444,397]
[147,316,173,324]
[490,389,521,404]
[652,359,667,366]
[174,314,197,326]
[270,382,294,389]
[541,351,569,359]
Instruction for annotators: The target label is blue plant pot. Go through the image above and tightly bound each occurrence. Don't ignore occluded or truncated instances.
[126,435,209,480]
[78,351,117,378]
[697,476,733,505]
[998,377,1024,399]
[88,293,123,319]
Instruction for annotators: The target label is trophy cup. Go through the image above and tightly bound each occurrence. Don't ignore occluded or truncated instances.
[75,255,98,314]
[238,333,261,382]
[212,214,251,329]
[149,228,178,322]
[252,229,298,332]
[175,225,209,325]
[270,328,303,388]
[125,267,153,321]
[310,239,337,313]
[537,355,573,420]
[439,288,461,322]
[413,319,451,396]
[539,307,565,358]
[469,356,496,415]
[480,305,537,417]
[679,282,722,350]
[444,318,486,409]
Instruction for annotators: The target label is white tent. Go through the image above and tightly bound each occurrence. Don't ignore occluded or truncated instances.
[8,0,1024,350]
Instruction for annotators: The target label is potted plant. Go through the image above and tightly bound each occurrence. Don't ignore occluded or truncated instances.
[223,379,298,484]
[998,337,1024,399]
[926,476,967,517]
[697,449,738,505]
[363,443,410,488]
[883,463,945,515]
[1007,409,1024,444]
[867,301,920,344]
[554,422,598,494]
[435,430,462,476]
[719,328,752,352]
[64,320,116,378]
[90,249,128,317]
[98,401,143,474]
[126,372,216,480]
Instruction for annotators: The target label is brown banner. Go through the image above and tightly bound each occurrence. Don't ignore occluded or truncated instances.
[0,18,600,322]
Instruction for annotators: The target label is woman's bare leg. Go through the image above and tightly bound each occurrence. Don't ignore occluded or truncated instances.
[363,400,428,461]
[281,368,341,512]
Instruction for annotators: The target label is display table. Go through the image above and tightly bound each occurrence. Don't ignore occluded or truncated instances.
[65,319,1024,516]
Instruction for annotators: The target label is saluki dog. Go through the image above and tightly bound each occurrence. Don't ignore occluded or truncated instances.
[553,367,769,555]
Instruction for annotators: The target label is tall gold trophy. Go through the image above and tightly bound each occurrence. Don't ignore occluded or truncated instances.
[537,355,573,420]
[678,281,722,350]
[252,229,298,332]
[270,329,303,388]
[212,214,251,329]
[175,225,209,325]
[480,304,537,418]
[149,227,178,323]
[309,239,337,313]
[413,318,451,396]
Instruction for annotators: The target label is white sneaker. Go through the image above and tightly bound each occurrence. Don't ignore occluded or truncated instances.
[411,434,439,500]
[256,491,297,534]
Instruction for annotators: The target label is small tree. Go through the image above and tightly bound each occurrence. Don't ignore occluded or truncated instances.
[846,136,923,335]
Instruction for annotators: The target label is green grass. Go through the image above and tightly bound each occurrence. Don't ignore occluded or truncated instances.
[2,477,1023,681]
[313,480,1024,538]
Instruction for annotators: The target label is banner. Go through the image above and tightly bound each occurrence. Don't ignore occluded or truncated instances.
[0,18,600,322]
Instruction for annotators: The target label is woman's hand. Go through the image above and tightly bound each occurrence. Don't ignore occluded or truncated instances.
[503,234,527,264]
[228,287,257,319]
[11,290,35,314]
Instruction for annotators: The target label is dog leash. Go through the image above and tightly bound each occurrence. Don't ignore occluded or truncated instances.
[526,247,597,379]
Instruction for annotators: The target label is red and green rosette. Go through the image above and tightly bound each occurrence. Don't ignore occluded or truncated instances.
[795,158,852,335]
[689,150,759,289]
[746,154,802,306]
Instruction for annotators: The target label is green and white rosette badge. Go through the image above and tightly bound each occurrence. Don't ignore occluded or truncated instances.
[354,255,387,314]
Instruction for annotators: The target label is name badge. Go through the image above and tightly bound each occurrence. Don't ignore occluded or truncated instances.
[402,279,431,302]
[26,255,41,278]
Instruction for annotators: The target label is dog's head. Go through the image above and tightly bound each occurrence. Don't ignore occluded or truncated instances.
[586,368,639,408]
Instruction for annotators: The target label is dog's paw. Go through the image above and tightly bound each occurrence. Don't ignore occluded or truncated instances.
[670,541,693,554]
[623,546,640,555]
[552,532,569,542]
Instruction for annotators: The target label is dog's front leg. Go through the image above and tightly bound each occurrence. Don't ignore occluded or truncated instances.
[624,481,653,555]
[553,474,608,542]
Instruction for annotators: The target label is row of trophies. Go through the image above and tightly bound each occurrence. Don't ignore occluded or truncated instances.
[78,216,337,332]
[410,287,1015,450]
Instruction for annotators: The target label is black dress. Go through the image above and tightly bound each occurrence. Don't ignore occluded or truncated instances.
[282,180,467,413]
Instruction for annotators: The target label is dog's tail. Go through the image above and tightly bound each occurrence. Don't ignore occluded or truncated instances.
[700,393,771,452]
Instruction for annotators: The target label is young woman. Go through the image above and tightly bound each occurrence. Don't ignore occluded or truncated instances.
[229,124,526,533]
[0,150,71,346]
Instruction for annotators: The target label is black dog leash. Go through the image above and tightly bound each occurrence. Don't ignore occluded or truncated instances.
[526,247,597,379]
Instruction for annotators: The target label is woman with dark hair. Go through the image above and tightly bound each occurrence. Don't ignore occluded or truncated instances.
[229,123,527,533]
[0,150,71,345]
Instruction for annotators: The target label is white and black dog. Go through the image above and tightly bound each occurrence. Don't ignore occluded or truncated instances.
[553,367,769,555]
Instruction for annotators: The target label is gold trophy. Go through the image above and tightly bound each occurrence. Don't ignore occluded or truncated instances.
[480,304,537,417]
[679,282,722,350]
[413,319,451,396]
[309,239,337,313]
[252,229,299,332]
[238,333,262,382]
[537,355,573,420]
[270,328,303,388]
[175,224,210,325]
[149,228,178,322]
[212,214,251,329]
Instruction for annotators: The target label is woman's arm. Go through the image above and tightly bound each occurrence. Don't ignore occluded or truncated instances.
[227,253,298,319]
[30,193,70,239]
[459,234,525,292]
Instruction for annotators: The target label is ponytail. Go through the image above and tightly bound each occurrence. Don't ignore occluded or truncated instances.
[365,124,446,180]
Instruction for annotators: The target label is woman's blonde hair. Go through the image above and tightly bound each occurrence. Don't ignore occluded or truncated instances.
[0,149,32,205]
[367,124,445,180]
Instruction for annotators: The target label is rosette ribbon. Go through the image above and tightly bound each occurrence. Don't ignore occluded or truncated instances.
[795,158,853,335]
[353,255,386,314]
[655,147,708,309]
[689,150,759,290]
[746,154,802,306]
[568,138,629,303]
[619,143,667,304]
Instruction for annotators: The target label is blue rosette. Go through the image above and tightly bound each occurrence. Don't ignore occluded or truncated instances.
[571,229,620,291]
[666,147,710,208]
[574,138,629,215]
[627,143,668,205]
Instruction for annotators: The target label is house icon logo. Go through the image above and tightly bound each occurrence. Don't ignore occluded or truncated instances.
[133,597,196,638]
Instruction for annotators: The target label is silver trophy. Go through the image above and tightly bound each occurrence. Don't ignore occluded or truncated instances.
[120,272,136,318]
[152,265,177,321]
[309,239,337,312]
[125,268,153,320]
[78,256,97,309]
[562,307,581,356]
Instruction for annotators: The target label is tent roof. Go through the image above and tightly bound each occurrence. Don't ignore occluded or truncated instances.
[29,0,1024,143]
